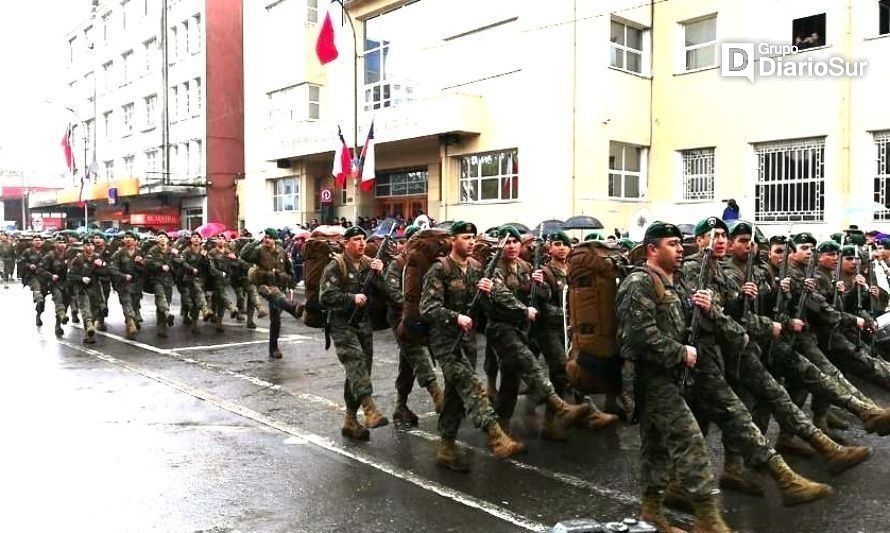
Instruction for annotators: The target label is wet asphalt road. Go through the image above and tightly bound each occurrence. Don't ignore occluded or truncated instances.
[2,283,890,533]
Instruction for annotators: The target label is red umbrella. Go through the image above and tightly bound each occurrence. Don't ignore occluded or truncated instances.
[196,222,227,238]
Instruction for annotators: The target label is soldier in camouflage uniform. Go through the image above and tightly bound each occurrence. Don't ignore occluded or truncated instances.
[484,224,589,441]
[721,222,870,479]
[381,225,444,427]
[108,231,145,339]
[420,221,525,470]
[241,228,294,358]
[616,221,729,533]
[680,217,831,507]
[227,235,252,321]
[145,233,181,338]
[206,233,239,333]
[318,226,388,439]
[91,233,113,331]
[68,237,109,345]
[18,235,48,327]
[0,232,15,286]
[37,237,72,338]
[178,231,211,334]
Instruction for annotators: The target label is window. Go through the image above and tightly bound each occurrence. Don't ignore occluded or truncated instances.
[793,13,826,50]
[68,37,76,63]
[182,20,190,55]
[170,144,179,175]
[609,142,646,199]
[882,0,890,35]
[375,169,428,198]
[84,26,94,51]
[194,77,202,114]
[874,132,890,221]
[121,50,133,84]
[754,138,825,223]
[170,26,178,61]
[123,155,134,176]
[191,139,203,174]
[144,94,157,129]
[145,149,159,175]
[103,110,113,140]
[272,177,300,212]
[171,86,179,121]
[121,0,130,29]
[102,12,111,42]
[308,84,320,120]
[683,15,717,71]
[191,14,202,53]
[84,119,95,152]
[84,72,94,101]
[122,103,134,135]
[307,0,318,23]
[183,142,191,175]
[104,160,114,181]
[680,148,715,201]
[610,20,645,74]
[102,61,114,92]
[183,81,191,117]
[363,3,420,110]
[144,38,157,73]
[459,149,519,203]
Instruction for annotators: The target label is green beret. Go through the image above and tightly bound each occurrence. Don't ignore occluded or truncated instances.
[816,241,840,254]
[344,226,367,240]
[404,225,421,238]
[726,220,753,238]
[547,230,571,246]
[82,236,95,245]
[498,224,522,241]
[54,235,68,244]
[830,232,844,245]
[618,238,636,251]
[450,221,477,236]
[263,228,278,239]
[644,221,683,241]
[845,229,867,246]
[694,216,728,237]
[791,232,817,246]
[881,238,890,250]
[121,230,139,240]
[841,245,858,258]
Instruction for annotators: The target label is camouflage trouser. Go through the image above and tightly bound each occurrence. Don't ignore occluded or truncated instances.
[391,323,436,401]
[792,333,869,416]
[638,372,717,500]
[822,328,890,389]
[725,343,817,440]
[487,323,556,420]
[690,344,775,469]
[209,280,230,320]
[100,279,112,316]
[75,284,104,325]
[230,276,246,312]
[531,322,569,399]
[47,284,70,320]
[330,321,375,413]
[181,277,207,321]
[27,277,46,308]
[116,283,142,322]
[429,332,499,440]
[0,259,13,281]
[152,281,174,318]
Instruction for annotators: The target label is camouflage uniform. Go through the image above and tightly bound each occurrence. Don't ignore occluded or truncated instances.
[145,245,180,325]
[68,249,109,327]
[37,248,72,323]
[206,246,237,329]
[18,244,48,312]
[108,246,145,326]
[241,240,292,354]
[180,244,210,326]
[616,267,717,500]
[420,257,499,439]
[0,237,15,283]
[531,259,570,399]
[94,242,114,322]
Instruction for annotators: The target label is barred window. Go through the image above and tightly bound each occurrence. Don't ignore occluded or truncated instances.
[681,148,715,201]
[754,138,825,223]
[874,131,890,221]
[459,149,519,203]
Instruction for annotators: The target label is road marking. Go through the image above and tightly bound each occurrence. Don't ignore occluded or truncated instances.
[55,338,548,532]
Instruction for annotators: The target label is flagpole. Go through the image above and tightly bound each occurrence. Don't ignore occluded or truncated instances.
[329,0,360,225]
[65,105,88,228]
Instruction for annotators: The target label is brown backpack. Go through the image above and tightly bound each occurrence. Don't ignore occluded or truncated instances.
[302,229,344,328]
[396,228,453,343]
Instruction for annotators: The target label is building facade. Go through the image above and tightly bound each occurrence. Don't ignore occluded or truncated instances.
[39,0,243,232]
[242,0,890,237]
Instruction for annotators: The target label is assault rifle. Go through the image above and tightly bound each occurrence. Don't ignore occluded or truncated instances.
[346,225,396,325]
[795,248,818,320]
[527,226,546,334]
[832,235,846,309]
[683,228,716,392]
[741,223,758,325]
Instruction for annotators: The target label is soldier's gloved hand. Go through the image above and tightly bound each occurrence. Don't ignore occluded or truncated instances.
[691,289,712,312]
[741,282,758,299]
[527,306,538,322]
[162,265,170,272]
[855,274,868,287]
[780,277,791,293]
[52,274,59,282]
[227,253,236,260]
[456,314,473,331]
[370,258,384,273]
[477,278,493,294]
[531,270,544,284]
[789,318,805,332]
[856,317,866,330]
[354,293,368,307]
[135,256,143,264]
[771,322,783,338]
[804,278,817,292]
[82,276,91,285]
[125,274,133,282]
[684,346,697,368]
[93,258,103,267]
[869,286,880,298]
[29,264,36,271]
[192,268,198,275]
[836,281,847,293]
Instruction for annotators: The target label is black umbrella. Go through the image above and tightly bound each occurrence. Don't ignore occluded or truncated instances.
[435,220,454,229]
[531,219,565,237]
[562,215,604,230]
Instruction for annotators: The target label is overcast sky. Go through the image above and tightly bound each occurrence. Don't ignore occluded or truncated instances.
[0,1,91,178]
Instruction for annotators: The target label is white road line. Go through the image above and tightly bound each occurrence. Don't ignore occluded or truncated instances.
[174,336,309,352]
[55,338,547,532]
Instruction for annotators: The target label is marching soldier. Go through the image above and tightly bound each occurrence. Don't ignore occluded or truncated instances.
[37,237,72,337]
[91,233,113,331]
[145,233,180,338]
[616,221,729,532]
[0,232,15,286]
[420,221,525,469]
[180,231,210,334]
[68,237,109,345]
[318,226,389,439]
[206,233,238,333]
[18,235,48,327]
[108,231,146,339]
[241,228,293,357]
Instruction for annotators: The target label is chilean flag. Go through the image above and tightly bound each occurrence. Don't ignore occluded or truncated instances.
[332,126,352,188]
[61,124,76,173]
[315,11,339,65]
[358,121,376,193]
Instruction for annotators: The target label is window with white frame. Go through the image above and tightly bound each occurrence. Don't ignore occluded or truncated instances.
[182,19,190,55]
[874,131,890,221]
[103,110,113,140]
[104,160,114,181]
[683,15,717,71]
[754,138,825,223]
[307,0,318,23]
[121,50,133,84]
[68,37,76,63]
[308,84,320,120]
[84,72,94,102]
[272,177,300,212]
[183,81,191,117]
[680,148,715,201]
[123,155,134,176]
[145,149,159,175]
[122,103,134,135]
[102,61,114,91]
[459,149,519,203]
[144,94,157,129]
[882,0,890,35]
[194,77,202,114]
[609,142,647,199]
[169,26,178,61]
[102,12,111,42]
[170,144,179,175]
[121,0,130,29]
[191,14,202,53]
[375,169,428,198]
[143,37,157,73]
[171,86,179,121]
[610,20,646,74]
[183,142,191,175]
[84,26,94,51]
[363,3,420,111]
[191,139,203,175]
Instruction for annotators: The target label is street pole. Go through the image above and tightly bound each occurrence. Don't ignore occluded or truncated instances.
[65,106,89,227]
[330,0,360,225]
[20,171,27,231]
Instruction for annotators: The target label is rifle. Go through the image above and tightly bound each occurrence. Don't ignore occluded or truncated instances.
[795,249,818,320]
[683,227,716,392]
[446,236,507,356]
[870,258,879,353]
[854,245,864,345]
[526,226,545,333]
[832,235,846,309]
[772,238,792,318]
[346,227,395,325]
[740,224,758,325]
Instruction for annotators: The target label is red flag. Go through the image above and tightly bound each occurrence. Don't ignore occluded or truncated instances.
[332,126,353,188]
[316,11,339,65]
[358,122,376,193]
[61,124,76,173]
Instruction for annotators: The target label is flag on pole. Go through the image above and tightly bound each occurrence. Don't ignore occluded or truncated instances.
[358,121,376,193]
[61,124,76,173]
[315,10,339,65]
[332,126,353,188]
